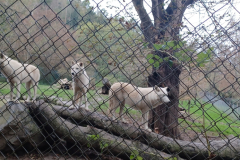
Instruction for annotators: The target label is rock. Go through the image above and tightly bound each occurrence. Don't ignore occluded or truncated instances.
[0,102,45,151]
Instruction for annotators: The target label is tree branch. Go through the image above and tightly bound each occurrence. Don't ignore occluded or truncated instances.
[158,0,165,16]
[166,0,196,17]
[183,0,196,6]
[152,0,159,27]
[132,0,154,42]
[163,0,197,39]
[166,0,176,16]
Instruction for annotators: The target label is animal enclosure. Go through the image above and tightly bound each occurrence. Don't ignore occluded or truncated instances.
[0,0,240,159]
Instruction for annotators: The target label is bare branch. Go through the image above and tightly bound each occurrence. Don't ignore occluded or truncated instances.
[132,0,152,27]
[158,0,165,15]
[166,0,177,16]
[166,0,196,16]
[163,0,197,39]
[183,0,196,6]
[132,0,154,42]
[152,0,160,28]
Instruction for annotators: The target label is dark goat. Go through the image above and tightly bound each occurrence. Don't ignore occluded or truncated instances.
[101,78,111,94]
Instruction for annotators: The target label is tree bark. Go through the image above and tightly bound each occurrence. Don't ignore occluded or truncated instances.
[148,59,181,138]
[27,101,183,160]
[36,101,240,160]
[132,0,154,42]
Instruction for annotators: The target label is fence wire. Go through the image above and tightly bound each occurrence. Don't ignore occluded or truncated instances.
[0,0,240,159]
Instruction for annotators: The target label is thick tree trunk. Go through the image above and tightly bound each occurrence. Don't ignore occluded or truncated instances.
[148,54,181,138]
[132,0,197,139]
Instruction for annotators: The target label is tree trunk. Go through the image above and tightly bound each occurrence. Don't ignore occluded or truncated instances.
[148,56,181,138]
[132,0,196,139]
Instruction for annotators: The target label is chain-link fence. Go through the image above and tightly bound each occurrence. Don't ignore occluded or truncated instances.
[0,0,240,159]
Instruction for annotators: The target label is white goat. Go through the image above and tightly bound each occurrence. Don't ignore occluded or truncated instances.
[108,82,170,132]
[0,53,40,101]
[69,61,89,110]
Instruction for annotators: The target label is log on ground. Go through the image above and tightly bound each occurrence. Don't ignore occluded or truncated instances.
[26,101,183,160]
[0,102,45,151]
[52,103,240,160]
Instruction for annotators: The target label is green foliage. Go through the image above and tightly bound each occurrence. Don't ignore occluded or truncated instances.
[76,19,140,79]
[146,41,189,68]
[146,40,213,68]
[173,49,191,62]
[147,54,171,68]
[99,142,109,152]
[87,134,100,148]
[67,0,102,29]
[87,134,109,153]
[143,42,149,48]
[0,14,10,33]
[88,134,100,141]
[153,41,186,51]
[130,150,143,160]
[195,47,213,67]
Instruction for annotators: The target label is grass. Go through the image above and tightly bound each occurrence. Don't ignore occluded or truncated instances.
[1,82,239,136]
[0,82,141,116]
[0,82,73,101]
[179,100,240,136]
[93,101,141,116]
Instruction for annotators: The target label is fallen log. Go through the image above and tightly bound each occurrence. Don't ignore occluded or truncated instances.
[27,101,183,160]
[0,102,45,151]
[51,103,240,160]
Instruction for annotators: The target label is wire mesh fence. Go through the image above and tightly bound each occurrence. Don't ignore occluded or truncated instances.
[0,0,240,159]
